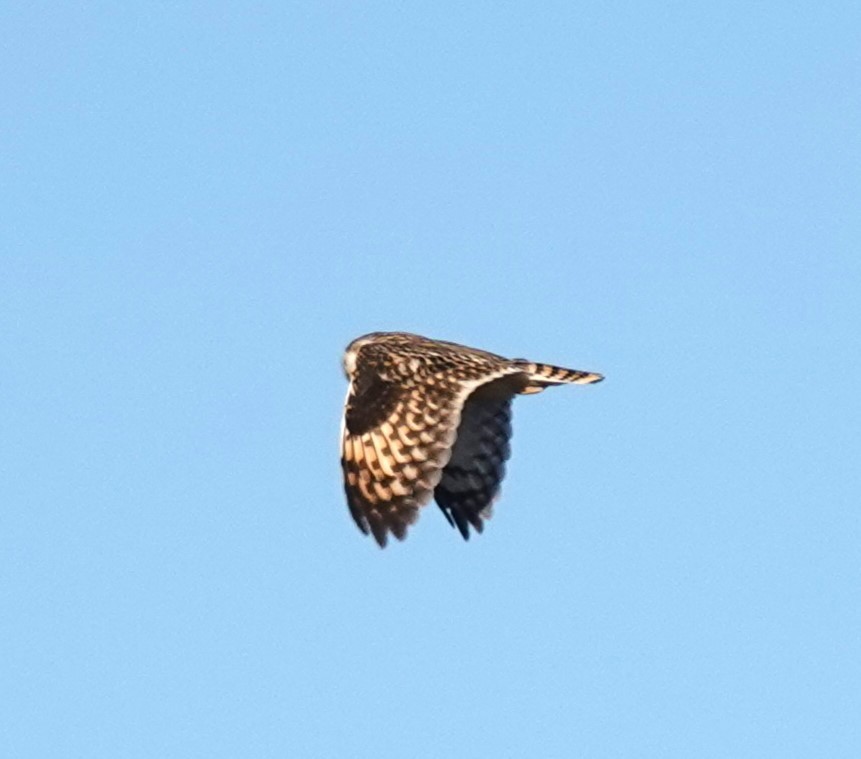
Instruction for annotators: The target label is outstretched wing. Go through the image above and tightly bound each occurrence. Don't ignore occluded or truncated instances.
[341,367,466,547]
[434,376,516,539]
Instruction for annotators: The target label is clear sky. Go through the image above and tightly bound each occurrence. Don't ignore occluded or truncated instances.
[1,4,858,758]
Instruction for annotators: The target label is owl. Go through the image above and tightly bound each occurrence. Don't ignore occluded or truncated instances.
[340,332,603,546]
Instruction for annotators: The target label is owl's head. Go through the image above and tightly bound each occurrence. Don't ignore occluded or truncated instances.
[343,331,433,379]
[342,333,382,379]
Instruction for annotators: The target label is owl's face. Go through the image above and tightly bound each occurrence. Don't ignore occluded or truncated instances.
[342,344,359,379]
[342,334,375,379]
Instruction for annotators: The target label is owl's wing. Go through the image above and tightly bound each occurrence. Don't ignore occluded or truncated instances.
[434,377,516,539]
[341,370,469,547]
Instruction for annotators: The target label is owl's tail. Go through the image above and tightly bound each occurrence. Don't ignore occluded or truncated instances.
[512,360,604,394]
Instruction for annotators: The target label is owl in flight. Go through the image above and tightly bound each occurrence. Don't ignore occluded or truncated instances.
[340,332,603,547]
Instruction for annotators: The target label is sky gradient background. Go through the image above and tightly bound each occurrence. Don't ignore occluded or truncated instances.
[2,4,859,757]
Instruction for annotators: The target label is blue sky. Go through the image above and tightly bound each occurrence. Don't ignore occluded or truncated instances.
[1,3,858,757]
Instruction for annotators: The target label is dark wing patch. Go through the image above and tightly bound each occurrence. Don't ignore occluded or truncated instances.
[434,376,518,539]
[344,364,402,436]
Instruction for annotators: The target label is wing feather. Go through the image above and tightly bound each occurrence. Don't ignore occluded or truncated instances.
[434,377,517,539]
[341,380,465,547]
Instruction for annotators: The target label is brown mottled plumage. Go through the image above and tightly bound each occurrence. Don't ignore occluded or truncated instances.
[340,332,603,547]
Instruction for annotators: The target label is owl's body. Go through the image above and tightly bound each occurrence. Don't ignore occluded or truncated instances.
[340,332,602,546]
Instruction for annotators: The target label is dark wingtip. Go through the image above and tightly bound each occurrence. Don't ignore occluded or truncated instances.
[370,516,415,548]
[452,509,484,541]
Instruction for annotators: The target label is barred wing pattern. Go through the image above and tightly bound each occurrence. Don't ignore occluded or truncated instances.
[340,332,602,547]
[341,372,463,546]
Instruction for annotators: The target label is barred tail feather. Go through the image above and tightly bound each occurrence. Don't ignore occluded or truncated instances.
[512,360,604,392]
